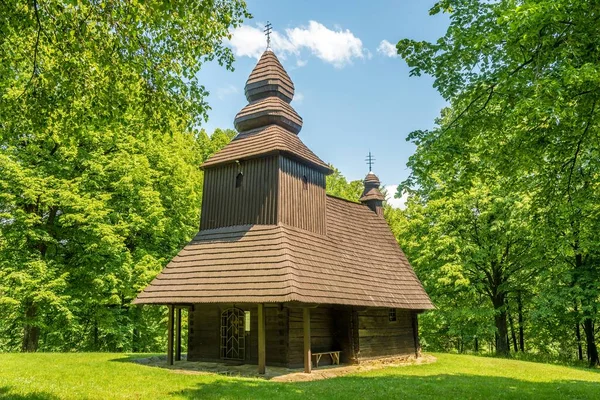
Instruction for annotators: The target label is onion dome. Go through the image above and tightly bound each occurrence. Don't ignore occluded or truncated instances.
[234,97,302,134]
[360,173,385,202]
[360,172,385,216]
[202,48,332,174]
[245,51,294,103]
[234,50,303,135]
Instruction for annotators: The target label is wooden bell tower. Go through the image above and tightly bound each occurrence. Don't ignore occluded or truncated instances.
[200,50,332,234]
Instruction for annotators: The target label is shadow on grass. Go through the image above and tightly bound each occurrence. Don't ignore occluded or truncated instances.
[109,353,163,363]
[173,373,600,400]
[0,386,60,400]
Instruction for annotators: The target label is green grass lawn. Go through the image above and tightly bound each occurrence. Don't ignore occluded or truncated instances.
[0,353,598,399]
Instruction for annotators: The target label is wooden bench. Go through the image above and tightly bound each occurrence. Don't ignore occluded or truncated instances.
[312,351,341,368]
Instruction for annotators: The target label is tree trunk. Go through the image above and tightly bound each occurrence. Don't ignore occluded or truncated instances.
[517,293,524,352]
[576,323,584,361]
[492,293,510,356]
[474,337,479,352]
[506,304,519,353]
[22,303,40,352]
[574,252,599,367]
[132,306,142,353]
[94,319,99,351]
[574,302,583,361]
[508,309,518,353]
[583,318,599,367]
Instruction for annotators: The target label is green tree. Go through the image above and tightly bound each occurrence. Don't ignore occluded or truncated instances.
[397,0,600,365]
[398,178,537,356]
[197,128,237,162]
[326,167,363,202]
[0,0,248,352]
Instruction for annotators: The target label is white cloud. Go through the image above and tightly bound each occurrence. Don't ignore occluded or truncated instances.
[296,59,308,67]
[377,40,398,58]
[384,184,408,209]
[292,91,305,105]
[216,84,238,100]
[286,21,365,68]
[227,25,266,59]
[228,21,367,68]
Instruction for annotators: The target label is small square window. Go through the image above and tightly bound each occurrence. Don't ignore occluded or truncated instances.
[302,175,308,190]
[388,309,397,322]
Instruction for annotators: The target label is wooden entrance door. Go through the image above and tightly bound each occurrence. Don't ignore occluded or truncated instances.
[220,308,245,360]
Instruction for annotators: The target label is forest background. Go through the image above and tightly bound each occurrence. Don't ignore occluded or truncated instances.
[0,0,598,367]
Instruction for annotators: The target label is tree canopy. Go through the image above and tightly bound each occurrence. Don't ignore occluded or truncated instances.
[0,0,247,352]
[396,0,600,365]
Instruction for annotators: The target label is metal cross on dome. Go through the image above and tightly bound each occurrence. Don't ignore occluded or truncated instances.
[264,21,272,49]
[365,151,375,172]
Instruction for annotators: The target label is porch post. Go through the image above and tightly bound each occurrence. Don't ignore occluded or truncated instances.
[303,307,311,373]
[258,303,266,374]
[175,307,182,361]
[412,311,421,358]
[167,304,174,365]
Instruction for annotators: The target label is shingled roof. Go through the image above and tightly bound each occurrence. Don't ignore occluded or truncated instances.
[245,50,294,102]
[201,125,331,172]
[234,97,303,134]
[360,172,386,202]
[134,196,433,310]
[134,48,433,311]
[201,50,333,173]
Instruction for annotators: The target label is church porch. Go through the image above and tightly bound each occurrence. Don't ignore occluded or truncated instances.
[164,303,421,374]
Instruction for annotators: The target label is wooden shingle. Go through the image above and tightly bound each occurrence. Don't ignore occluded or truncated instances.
[134,196,433,310]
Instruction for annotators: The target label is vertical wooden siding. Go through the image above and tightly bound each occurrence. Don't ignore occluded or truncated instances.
[188,304,289,366]
[278,156,327,235]
[357,308,416,359]
[200,157,279,230]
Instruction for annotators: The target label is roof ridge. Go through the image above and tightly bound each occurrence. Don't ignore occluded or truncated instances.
[325,194,364,205]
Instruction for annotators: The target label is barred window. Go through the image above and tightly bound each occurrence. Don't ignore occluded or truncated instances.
[389,309,397,322]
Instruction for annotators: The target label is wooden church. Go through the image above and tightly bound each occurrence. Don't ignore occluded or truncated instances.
[133,48,433,374]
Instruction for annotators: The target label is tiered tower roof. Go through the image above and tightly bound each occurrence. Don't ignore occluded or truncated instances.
[203,50,331,173]
[360,172,386,202]
[244,50,295,102]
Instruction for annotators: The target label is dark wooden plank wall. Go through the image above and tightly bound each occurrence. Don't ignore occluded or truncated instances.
[357,308,416,359]
[200,157,279,230]
[188,304,288,366]
[288,307,338,367]
[187,305,417,366]
[278,156,327,235]
[332,308,356,364]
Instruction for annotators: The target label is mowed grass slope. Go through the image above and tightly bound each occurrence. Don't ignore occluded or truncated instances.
[0,353,598,400]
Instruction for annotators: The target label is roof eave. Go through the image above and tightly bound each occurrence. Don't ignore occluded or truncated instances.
[201,150,333,175]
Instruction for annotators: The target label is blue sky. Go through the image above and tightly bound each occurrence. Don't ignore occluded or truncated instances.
[198,1,449,207]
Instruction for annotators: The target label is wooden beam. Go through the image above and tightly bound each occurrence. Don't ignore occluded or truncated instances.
[258,303,266,374]
[175,307,182,361]
[167,305,174,366]
[303,307,311,373]
[412,311,421,358]
[351,309,360,364]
